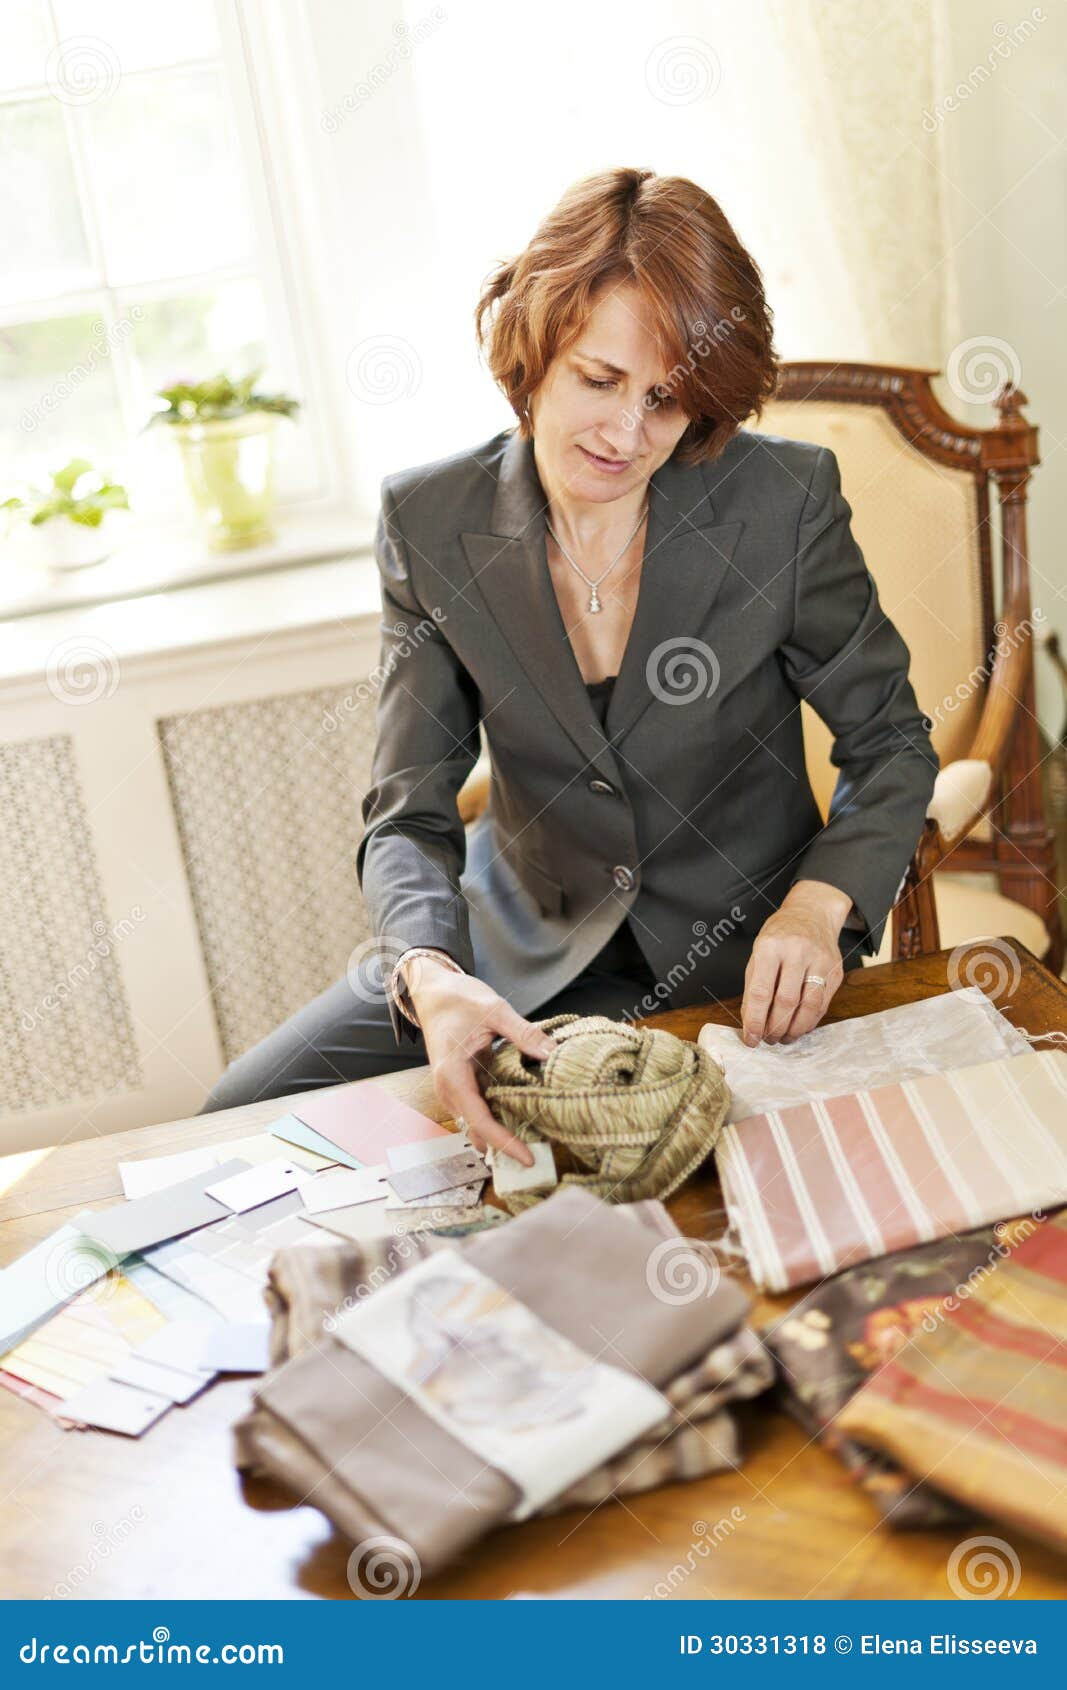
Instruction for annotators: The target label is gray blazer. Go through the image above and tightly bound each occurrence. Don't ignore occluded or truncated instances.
[356,425,940,1047]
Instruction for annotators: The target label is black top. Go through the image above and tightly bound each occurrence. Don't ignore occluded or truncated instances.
[585,673,617,731]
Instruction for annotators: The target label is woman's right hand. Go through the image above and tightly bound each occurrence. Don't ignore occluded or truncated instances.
[404,957,553,1166]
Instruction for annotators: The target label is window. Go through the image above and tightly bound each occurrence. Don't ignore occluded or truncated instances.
[1,0,350,601]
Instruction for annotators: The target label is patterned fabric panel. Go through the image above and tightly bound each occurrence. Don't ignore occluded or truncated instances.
[837,1208,1067,1554]
[718,1048,1067,1292]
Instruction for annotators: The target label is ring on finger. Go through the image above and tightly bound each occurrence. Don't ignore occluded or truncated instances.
[802,973,827,991]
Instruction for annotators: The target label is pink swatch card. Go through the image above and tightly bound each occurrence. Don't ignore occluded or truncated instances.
[293,1083,450,1164]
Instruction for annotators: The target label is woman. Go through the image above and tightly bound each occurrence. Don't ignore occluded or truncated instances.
[203,168,939,1168]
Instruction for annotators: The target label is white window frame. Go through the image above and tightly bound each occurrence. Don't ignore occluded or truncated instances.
[1,0,371,619]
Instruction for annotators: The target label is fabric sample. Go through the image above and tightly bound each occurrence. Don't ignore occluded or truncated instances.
[333,1247,672,1518]
[235,1188,770,1572]
[698,985,1032,1124]
[836,1208,1067,1553]
[482,1012,730,1213]
[764,1215,1046,1527]
[717,1048,1067,1292]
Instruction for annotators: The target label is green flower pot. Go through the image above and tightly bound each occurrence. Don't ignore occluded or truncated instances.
[174,411,277,551]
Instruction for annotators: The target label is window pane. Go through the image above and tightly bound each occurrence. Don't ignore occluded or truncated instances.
[0,311,125,487]
[125,279,270,415]
[0,101,93,306]
[51,0,220,71]
[122,280,320,506]
[0,0,53,91]
[82,67,254,284]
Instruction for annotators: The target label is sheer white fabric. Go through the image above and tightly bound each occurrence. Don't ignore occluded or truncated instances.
[698,985,1033,1124]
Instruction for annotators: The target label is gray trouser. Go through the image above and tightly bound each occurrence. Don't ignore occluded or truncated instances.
[200,917,667,1113]
[199,921,861,1114]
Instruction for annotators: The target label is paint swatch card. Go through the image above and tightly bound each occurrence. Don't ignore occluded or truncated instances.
[294,1083,449,1163]
[75,1160,252,1257]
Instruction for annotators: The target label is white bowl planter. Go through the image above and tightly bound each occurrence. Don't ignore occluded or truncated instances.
[12,510,128,573]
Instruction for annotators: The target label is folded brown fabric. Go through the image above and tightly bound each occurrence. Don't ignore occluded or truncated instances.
[235,1188,769,1573]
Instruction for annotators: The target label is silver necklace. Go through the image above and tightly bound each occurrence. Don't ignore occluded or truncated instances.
[546,503,649,614]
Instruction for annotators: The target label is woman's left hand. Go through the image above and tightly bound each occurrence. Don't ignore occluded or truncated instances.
[740,879,853,1046]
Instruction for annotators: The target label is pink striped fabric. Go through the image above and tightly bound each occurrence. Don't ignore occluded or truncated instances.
[716,1048,1067,1292]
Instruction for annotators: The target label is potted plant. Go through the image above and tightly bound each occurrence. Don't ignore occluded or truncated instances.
[1,459,130,572]
[148,370,300,551]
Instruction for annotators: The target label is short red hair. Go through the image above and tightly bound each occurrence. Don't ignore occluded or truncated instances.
[475,167,779,466]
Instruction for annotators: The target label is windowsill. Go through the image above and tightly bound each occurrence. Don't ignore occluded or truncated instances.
[0,517,382,689]
[0,505,373,622]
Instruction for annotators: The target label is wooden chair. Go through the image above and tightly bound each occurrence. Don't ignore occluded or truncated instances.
[751,362,1062,972]
[458,364,1063,972]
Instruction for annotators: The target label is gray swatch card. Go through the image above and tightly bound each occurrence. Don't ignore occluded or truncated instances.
[75,1159,252,1257]
[386,1148,489,1203]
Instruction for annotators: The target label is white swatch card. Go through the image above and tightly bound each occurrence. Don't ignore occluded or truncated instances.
[204,1159,301,1214]
[60,1377,172,1436]
[212,1133,335,1173]
[201,1323,272,1374]
[333,1248,670,1519]
[109,1354,210,1404]
[135,1318,221,1376]
[297,1164,390,1215]
[305,1200,395,1244]
[118,1146,222,1200]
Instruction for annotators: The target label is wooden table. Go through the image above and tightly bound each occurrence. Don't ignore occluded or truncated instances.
[2,938,1065,1601]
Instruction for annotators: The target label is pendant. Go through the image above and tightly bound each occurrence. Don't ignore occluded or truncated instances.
[589,590,601,613]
